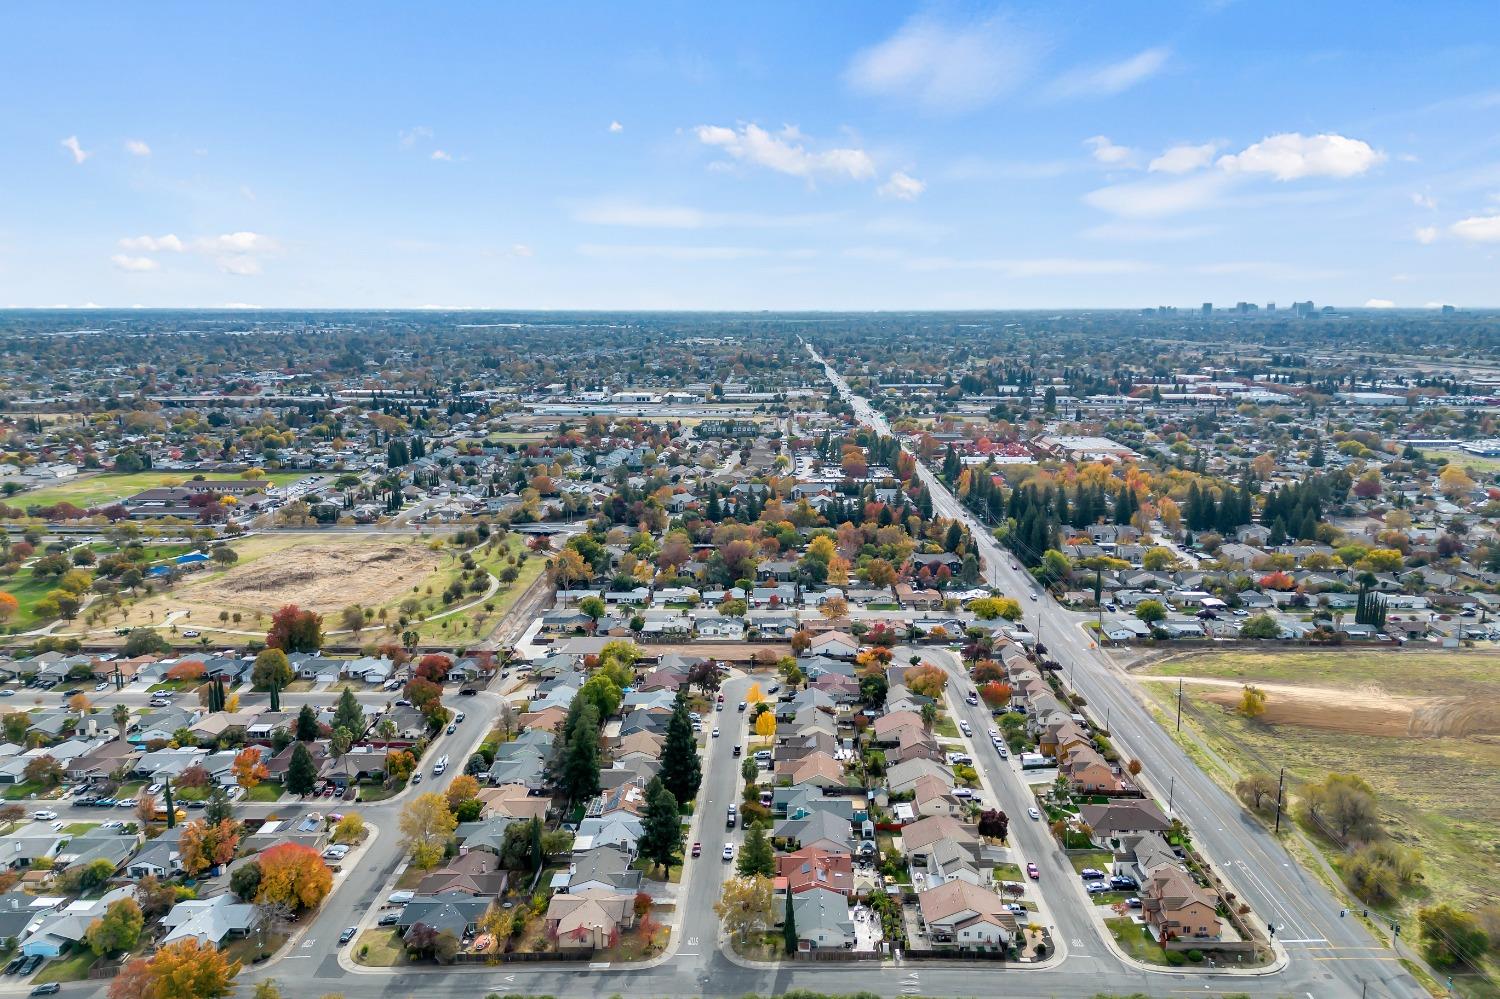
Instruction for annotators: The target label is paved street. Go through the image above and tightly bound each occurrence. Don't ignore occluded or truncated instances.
[807,341,1425,999]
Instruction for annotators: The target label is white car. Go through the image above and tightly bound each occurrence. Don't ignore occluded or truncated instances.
[32,810,57,821]
[94,681,110,691]
[1028,807,1041,820]
[722,844,735,862]
[711,727,720,738]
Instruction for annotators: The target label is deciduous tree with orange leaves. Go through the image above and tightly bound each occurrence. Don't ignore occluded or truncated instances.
[178,819,241,877]
[444,773,480,811]
[232,747,268,790]
[255,842,333,911]
[905,663,948,698]
[108,937,241,999]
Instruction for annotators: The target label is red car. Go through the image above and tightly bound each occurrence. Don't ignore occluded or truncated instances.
[1026,863,1040,880]
[691,842,702,857]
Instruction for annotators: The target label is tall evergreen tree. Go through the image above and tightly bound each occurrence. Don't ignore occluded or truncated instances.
[637,778,682,874]
[561,702,602,806]
[334,687,365,737]
[287,742,317,796]
[737,821,774,878]
[659,691,702,806]
[295,704,320,742]
[783,882,798,954]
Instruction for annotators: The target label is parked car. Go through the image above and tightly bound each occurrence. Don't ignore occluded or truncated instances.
[4,955,24,974]
[711,727,720,738]
[459,688,478,696]
[1026,863,1040,880]
[691,842,702,857]
[378,912,401,926]
[1110,876,1138,890]
[95,681,110,691]
[1086,881,1113,894]
[1080,868,1107,880]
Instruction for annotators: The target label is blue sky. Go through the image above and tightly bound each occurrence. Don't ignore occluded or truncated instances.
[2,1,1499,309]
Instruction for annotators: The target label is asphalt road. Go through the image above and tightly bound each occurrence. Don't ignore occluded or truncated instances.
[808,341,1424,999]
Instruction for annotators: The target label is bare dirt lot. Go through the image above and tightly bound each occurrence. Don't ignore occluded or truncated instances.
[98,535,444,630]
[1171,675,1500,740]
[211,543,440,612]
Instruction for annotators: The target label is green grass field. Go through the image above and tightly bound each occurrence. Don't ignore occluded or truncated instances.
[0,567,59,632]
[9,471,300,511]
[1420,449,1500,477]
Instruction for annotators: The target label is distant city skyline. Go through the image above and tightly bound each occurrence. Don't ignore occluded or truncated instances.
[2,1,1498,310]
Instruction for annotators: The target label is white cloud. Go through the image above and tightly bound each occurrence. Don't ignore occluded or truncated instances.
[119,234,185,253]
[573,199,837,229]
[124,139,152,157]
[608,121,624,134]
[577,243,773,261]
[194,232,280,275]
[1083,221,1215,242]
[877,171,926,200]
[196,232,279,254]
[1047,47,1169,100]
[908,256,1151,277]
[221,302,261,309]
[510,244,534,257]
[1414,226,1439,244]
[1364,298,1396,308]
[1149,142,1218,174]
[844,11,1043,113]
[215,256,263,275]
[399,126,433,148]
[1411,192,1436,209]
[1450,214,1500,242]
[60,136,91,164]
[1085,136,1134,166]
[1084,172,1230,218]
[431,149,452,161]
[693,123,875,181]
[1217,132,1384,180]
[110,254,159,272]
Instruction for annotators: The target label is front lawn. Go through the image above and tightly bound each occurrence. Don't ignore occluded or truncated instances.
[932,716,959,738]
[1068,851,1113,874]
[244,784,282,802]
[1105,916,1170,965]
[62,822,98,835]
[32,948,99,984]
[353,928,405,967]
[2,781,46,801]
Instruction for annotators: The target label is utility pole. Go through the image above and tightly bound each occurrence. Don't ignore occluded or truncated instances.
[1274,766,1286,833]
[1167,775,1176,819]
[1175,679,1183,731]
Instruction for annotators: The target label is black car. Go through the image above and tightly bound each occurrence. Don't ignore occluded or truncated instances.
[1109,876,1138,890]
[338,927,357,945]
[31,984,61,996]
[377,911,401,926]
[187,799,208,809]
[459,687,478,696]
[732,744,742,757]
[21,955,43,976]
[4,956,24,974]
